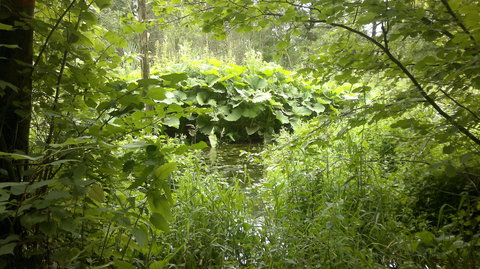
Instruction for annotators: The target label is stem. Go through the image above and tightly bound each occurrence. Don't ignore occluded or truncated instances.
[100,222,113,260]
[121,202,146,260]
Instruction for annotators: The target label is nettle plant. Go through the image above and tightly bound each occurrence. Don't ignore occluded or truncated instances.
[148,59,349,143]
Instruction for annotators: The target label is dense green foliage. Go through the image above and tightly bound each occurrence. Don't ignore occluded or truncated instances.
[153,59,339,143]
[0,0,479,268]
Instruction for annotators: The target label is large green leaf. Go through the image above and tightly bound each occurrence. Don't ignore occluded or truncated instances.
[163,117,180,128]
[196,91,210,105]
[132,227,148,247]
[150,213,170,231]
[242,106,262,118]
[246,125,260,135]
[94,0,112,9]
[155,162,177,180]
[252,92,271,103]
[161,73,188,85]
[224,108,242,121]
[147,87,166,100]
[88,183,104,203]
[247,75,268,90]
[275,111,289,124]
[0,243,16,255]
[292,106,312,116]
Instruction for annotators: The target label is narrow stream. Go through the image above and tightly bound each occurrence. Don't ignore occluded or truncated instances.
[203,143,266,223]
[203,143,268,265]
[205,143,264,184]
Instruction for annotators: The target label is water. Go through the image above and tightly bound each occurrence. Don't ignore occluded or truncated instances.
[205,143,264,184]
[204,143,268,265]
[204,143,266,224]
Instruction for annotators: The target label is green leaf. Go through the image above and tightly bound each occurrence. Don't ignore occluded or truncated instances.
[155,162,177,180]
[0,243,16,255]
[39,221,57,235]
[190,141,208,150]
[252,92,272,103]
[390,119,416,129]
[10,183,28,195]
[121,141,150,148]
[247,76,268,90]
[161,73,188,85]
[225,108,242,121]
[0,23,14,31]
[163,117,180,128]
[132,227,148,247]
[149,261,165,269]
[59,219,76,233]
[242,106,262,118]
[0,80,19,92]
[85,98,97,108]
[122,160,136,173]
[292,106,312,116]
[147,87,166,100]
[50,159,80,165]
[209,133,218,148]
[311,103,325,113]
[196,91,209,105]
[442,145,455,154]
[50,137,92,148]
[138,78,162,87]
[461,152,474,164]
[150,213,170,231]
[44,190,70,200]
[29,179,56,193]
[246,125,260,135]
[94,0,112,9]
[0,152,42,161]
[0,44,19,49]
[0,189,9,202]
[415,231,435,246]
[114,260,135,269]
[275,111,289,124]
[20,213,47,228]
[277,40,290,50]
[88,183,104,203]
[357,12,376,24]
[149,193,172,219]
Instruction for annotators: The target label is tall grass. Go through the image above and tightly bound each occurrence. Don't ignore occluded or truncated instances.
[149,121,479,268]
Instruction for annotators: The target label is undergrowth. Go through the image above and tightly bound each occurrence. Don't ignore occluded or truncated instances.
[153,119,479,268]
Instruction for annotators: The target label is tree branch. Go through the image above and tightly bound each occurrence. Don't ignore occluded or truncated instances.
[307,19,480,147]
[33,0,77,71]
[440,0,477,45]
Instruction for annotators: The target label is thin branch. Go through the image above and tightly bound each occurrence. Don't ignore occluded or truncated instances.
[440,0,477,45]
[438,88,480,122]
[33,0,77,71]
[306,19,480,147]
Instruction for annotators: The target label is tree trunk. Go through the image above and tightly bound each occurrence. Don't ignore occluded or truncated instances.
[137,0,153,110]
[0,0,35,266]
[0,0,35,182]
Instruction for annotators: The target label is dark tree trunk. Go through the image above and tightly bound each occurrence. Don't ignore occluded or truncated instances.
[0,0,35,182]
[0,0,35,266]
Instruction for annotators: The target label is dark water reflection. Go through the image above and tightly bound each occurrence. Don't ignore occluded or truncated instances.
[204,143,264,183]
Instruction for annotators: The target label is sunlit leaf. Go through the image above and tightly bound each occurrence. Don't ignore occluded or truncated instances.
[225,108,242,121]
[155,162,177,180]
